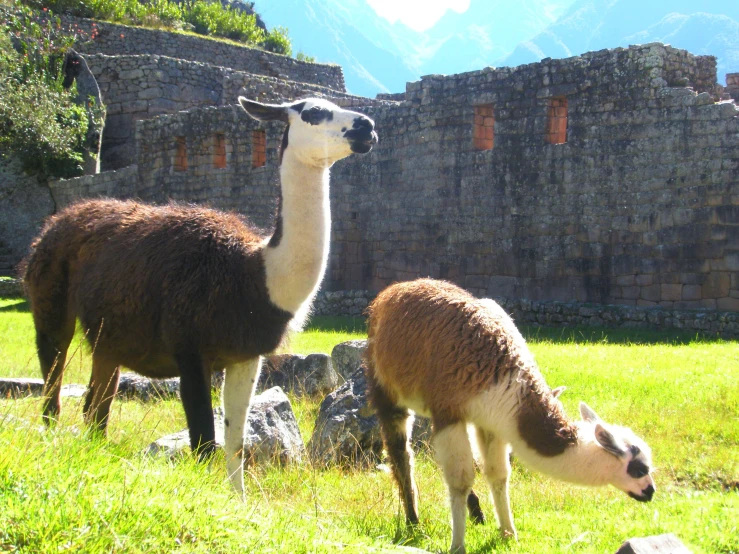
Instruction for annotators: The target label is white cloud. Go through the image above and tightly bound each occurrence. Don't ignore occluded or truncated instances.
[366,0,471,32]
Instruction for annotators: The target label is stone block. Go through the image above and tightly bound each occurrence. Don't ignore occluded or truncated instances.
[702,272,731,298]
[615,533,690,554]
[661,284,683,301]
[717,297,739,312]
[682,285,702,301]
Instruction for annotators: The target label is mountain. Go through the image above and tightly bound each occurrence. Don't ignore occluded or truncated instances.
[256,0,739,97]
[255,0,571,96]
[502,0,739,82]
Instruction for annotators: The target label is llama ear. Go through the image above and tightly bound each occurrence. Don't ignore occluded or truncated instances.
[551,386,566,398]
[238,97,289,123]
[579,401,600,422]
[594,423,627,458]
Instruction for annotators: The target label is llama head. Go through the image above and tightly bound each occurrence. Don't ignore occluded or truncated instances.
[580,402,656,502]
[238,97,377,168]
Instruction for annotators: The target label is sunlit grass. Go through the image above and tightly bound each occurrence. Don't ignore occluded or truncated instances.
[1,296,738,552]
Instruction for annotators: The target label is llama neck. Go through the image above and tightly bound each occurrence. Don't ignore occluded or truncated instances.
[509,423,620,487]
[261,152,330,319]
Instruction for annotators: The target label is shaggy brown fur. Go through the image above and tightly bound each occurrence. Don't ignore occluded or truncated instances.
[23,198,292,428]
[365,278,577,454]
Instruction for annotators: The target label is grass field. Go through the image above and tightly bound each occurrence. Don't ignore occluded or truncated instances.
[1,295,737,553]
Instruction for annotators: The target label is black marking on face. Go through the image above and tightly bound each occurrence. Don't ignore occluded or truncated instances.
[278,125,289,165]
[344,116,377,154]
[301,105,334,125]
[627,458,650,479]
[628,484,654,502]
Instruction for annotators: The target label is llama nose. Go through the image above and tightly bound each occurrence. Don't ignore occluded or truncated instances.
[642,484,655,501]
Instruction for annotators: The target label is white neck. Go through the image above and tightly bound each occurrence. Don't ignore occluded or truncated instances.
[508,422,620,487]
[261,151,331,323]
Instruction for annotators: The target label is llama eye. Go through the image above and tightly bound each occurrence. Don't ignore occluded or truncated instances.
[627,459,649,478]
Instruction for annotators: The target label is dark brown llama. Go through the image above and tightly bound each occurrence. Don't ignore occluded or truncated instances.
[23,97,377,495]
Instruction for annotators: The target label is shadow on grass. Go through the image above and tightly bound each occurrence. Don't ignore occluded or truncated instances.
[0,299,29,313]
[306,316,729,346]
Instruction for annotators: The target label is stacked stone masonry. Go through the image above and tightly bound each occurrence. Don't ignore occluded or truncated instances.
[728,73,739,102]
[329,43,739,312]
[49,42,739,323]
[64,15,345,91]
[85,54,376,169]
[311,291,739,339]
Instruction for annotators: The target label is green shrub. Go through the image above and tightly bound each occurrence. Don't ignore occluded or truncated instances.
[0,4,89,177]
[262,26,291,56]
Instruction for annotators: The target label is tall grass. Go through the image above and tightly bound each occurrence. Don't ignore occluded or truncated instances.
[1,297,737,553]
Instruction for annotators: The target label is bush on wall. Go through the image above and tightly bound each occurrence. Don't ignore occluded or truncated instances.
[22,0,294,55]
[0,3,88,178]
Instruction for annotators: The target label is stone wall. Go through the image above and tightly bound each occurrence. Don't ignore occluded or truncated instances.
[21,43,739,318]
[0,158,55,276]
[728,73,739,102]
[311,290,739,338]
[66,16,345,91]
[133,105,282,228]
[86,54,382,170]
[327,43,739,311]
[49,166,138,209]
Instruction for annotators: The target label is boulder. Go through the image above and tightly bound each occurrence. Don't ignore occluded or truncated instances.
[117,374,180,401]
[260,353,338,397]
[330,339,367,381]
[0,377,85,399]
[308,368,382,467]
[615,534,691,553]
[146,387,305,466]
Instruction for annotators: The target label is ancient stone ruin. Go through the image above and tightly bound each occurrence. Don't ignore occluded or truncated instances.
[1,14,737,336]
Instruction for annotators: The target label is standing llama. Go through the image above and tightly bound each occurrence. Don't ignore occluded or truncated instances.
[23,97,377,495]
[365,279,655,553]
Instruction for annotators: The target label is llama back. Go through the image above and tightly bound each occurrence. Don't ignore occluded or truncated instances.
[24,199,293,373]
[366,279,535,421]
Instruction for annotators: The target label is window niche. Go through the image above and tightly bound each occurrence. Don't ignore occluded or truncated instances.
[174,136,188,171]
[473,104,495,151]
[547,97,568,144]
[252,130,266,168]
[213,133,227,169]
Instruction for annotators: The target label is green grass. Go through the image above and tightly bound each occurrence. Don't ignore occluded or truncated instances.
[1,296,738,553]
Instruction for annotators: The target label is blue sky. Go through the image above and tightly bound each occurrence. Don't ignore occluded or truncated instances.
[365,0,471,31]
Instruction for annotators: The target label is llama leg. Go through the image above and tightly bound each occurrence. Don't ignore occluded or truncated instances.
[176,351,215,461]
[368,375,419,524]
[222,357,262,497]
[476,427,516,539]
[433,421,475,554]
[467,490,486,525]
[83,355,121,434]
[36,313,76,425]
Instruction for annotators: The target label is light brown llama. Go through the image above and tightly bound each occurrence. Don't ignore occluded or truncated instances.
[23,97,377,496]
[365,278,655,553]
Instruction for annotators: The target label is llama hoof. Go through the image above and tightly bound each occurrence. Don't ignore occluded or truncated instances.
[501,528,517,540]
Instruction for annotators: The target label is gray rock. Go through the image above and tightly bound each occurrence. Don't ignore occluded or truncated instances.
[330,340,367,381]
[615,534,691,554]
[146,387,305,466]
[116,374,180,401]
[308,368,382,467]
[260,353,338,397]
[0,378,86,399]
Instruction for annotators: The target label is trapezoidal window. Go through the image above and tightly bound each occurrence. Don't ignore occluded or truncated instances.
[174,136,187,171]
[547,97,568,144]
[213,133,226,169]
[473,104,494,151]
[252,130,266,168]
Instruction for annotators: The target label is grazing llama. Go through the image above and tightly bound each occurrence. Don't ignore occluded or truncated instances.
[23,97,377,495]
[364,278,655,553]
